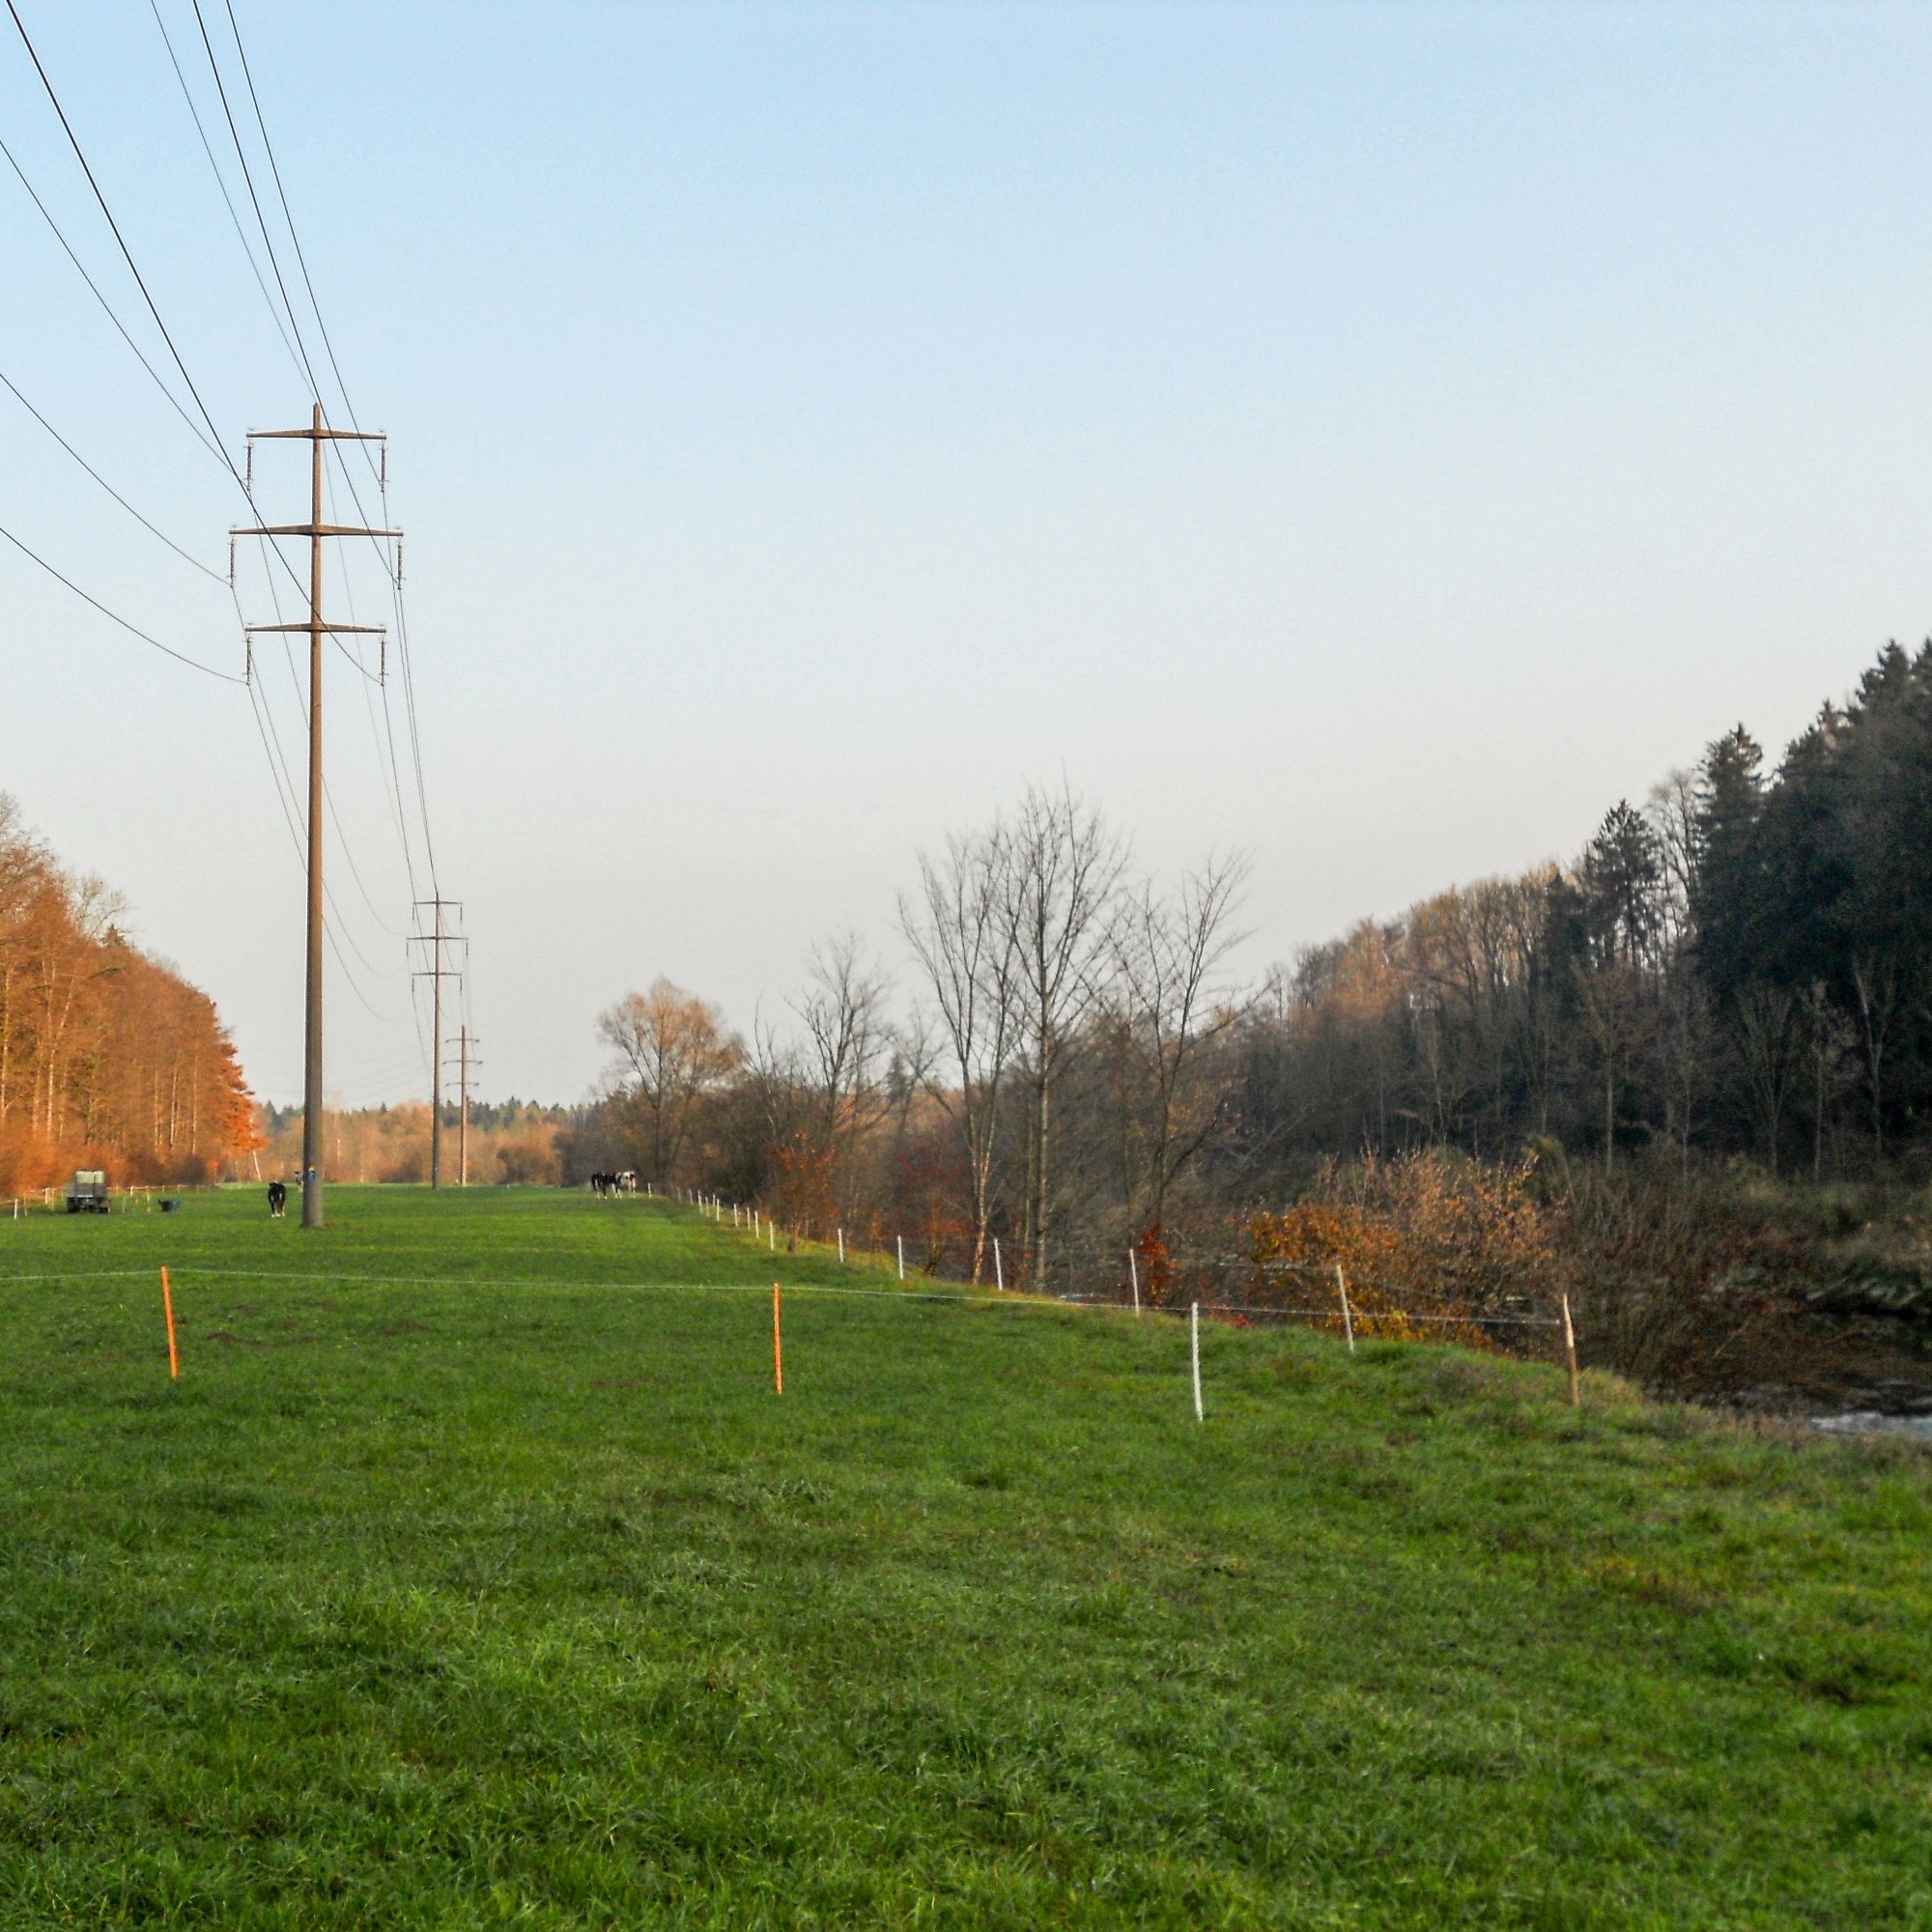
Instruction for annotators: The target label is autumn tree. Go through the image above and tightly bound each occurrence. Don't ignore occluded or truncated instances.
[596,978,743,1184]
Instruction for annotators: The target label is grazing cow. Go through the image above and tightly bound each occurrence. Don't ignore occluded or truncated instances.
[615,1170,638,1195]
[589,1172,615,1197]
[267,1180,288,1218]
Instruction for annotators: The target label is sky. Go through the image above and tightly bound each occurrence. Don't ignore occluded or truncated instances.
[4,2,1932,1107]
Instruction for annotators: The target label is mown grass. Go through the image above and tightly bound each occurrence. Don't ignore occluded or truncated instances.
[0,1185,1926,1928]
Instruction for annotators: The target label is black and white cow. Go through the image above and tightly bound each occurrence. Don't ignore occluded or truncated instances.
[267,1180,288,1218]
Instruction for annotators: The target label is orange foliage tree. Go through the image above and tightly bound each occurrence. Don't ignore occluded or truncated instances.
[0,796,257,1192]
[1243,1150,1557,1344]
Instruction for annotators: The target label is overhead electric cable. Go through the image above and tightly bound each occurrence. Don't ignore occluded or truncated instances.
[1,521,244,682]
[6,0,250,483]
[240,558,396,979]
[2,7,311,608]
[246,666,403,1022]
[148,0,308,386]
[218,0,370,474]
[181,0,327,408]
[250,548,407,959]
[0,367,226,582]
[0,131,223,464]
[213,2,444,907]
[322,459,421,901]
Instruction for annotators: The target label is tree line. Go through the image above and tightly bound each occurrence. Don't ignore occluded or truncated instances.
[0,795,257,1194]
[568,643,1932,1283]
[1264,639,1932,1183]
[259,1097,575,1185]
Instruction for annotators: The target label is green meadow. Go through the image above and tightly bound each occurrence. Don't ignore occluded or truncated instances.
[0,1186,1924,1928]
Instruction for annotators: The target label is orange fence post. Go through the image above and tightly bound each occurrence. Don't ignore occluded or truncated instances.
[160,1265,179,1380]
[772,1281,783,1394]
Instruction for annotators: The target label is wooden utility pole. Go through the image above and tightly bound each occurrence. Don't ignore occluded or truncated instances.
[235,404,395,1230]
[446,1025,480,1186]
[412,898,464,1189]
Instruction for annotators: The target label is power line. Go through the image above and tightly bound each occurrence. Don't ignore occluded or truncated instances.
[321,457,419,907]
[197,4,398,585]
[0,367,225,582]
[249,544,405,956]
[218,0,370,482]
[6,0,247,488]
[242,607,403,1016]
[147,0,308,388]
[209,3,443,896]
[244,667,406,1026]
[182,0,327,409]
[0,521,243,682]
[0,131,223,465]
[2,5,310,613]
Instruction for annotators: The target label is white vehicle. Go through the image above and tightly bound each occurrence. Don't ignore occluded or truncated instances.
[65,1170,108,1214]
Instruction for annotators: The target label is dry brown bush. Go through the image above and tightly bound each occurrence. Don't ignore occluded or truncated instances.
[1236,1151,1557,1346]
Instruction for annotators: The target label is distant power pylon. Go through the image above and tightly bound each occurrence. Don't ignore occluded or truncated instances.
[445,1025,481,1186]
[412,898,465,1189]
[235,404,396,1231]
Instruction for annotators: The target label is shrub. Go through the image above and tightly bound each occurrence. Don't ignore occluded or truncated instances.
[1240,1151,1556,1346]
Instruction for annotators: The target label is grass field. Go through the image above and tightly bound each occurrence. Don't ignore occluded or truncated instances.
[0,1186,1926,1928]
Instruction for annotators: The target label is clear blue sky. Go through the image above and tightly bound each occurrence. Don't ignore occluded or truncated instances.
[4,3,1930,1105]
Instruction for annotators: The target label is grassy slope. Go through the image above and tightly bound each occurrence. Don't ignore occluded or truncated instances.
[0,1188,1925,1930]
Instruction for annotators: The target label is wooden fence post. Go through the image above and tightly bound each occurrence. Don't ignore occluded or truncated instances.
[1335,1264,1355,1354]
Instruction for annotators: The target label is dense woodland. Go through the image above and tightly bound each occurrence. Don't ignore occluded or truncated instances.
[565,644,1932,1328]
[0,795,257,1194]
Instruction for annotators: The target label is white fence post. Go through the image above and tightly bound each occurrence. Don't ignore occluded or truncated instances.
[1335,1264,1356,1355]
[1190,1302,1204,1422]
[837,1227,845,1264]
[1128,1249,1140,1316]
[769,1220,776,1254]
[896,1236,905,1282]
[993,1237,1003,1292]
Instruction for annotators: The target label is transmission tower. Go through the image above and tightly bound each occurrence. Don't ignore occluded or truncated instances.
[412,898,465,1188]
[446,1025,481,1186]
[235,404,395,1230]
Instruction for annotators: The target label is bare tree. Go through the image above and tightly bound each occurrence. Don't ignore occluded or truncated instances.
[1108,855,1251,1229]
[596,978,742,1183]
[1001,783,1126,1284]
[1645,768,1700,955]
[750,932,895,1235]
[900,825,1021,1282]
[791,931,890,1159]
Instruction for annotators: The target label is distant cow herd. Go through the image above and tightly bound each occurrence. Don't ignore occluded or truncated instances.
[263,1172,637,1212]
